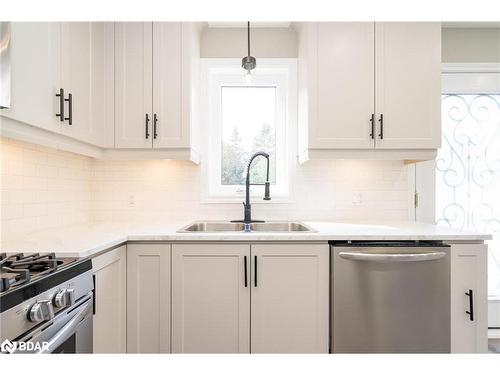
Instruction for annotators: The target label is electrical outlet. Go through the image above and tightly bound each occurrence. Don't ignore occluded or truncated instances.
[352,193,363,206]
[128,194,135,208]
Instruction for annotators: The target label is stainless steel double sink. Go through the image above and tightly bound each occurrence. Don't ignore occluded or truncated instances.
[178,221,314,233]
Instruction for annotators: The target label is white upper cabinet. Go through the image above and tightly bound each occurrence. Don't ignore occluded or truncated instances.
[1,22,114,148]
[314,22,375,149]
[297,22,441,161]
[114,22,153,149]
[1,23,61,133]
[60,22,114,147]
[152,23,183,148]
[114,22,200,157]
[375,22,441,149]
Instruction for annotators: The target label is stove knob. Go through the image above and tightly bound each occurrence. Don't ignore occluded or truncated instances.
[29,300,55,322]
[53,288,75,308]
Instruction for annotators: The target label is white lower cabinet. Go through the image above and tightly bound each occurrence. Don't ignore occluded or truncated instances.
[171,244,250,353]
[91,246,127,353]
[450,243,488,353]
[171,243,329,353]
[114,241,486,354]
[127,243,171,353]
[250,244,329,353]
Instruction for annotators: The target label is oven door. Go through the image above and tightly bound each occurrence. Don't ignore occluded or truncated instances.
[15,293,93,354]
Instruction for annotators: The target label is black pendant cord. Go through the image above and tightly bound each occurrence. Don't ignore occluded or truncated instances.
[247,21,251,57]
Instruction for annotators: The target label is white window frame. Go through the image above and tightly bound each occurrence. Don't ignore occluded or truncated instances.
[200,58,297,203]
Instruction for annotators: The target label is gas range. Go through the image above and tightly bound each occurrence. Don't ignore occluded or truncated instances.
[0,252,93,354]
[0,252,78,293]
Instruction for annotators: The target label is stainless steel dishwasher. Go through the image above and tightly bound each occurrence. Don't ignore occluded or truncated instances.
[331,241,450,353]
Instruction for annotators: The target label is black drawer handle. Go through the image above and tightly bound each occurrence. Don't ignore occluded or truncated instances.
[64,93,72,125]
[465,289,474,321]
[378,113,384,139]
[55,88,64,122]
[369,113,375,139]
[244,256,248,287]
[153,113,158,139]
[145,113,150,139]
[254,256,257,287]
[92,274,96,315]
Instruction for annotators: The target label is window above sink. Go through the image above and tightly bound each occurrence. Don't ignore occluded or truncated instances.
[200,58,297,203]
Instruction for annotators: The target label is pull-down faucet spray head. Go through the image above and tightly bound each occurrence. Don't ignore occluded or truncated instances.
[246,151,271,202]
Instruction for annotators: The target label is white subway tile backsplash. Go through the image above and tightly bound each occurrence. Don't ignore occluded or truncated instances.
[90,158,411,223]
[1,137,412,237]
[1,137,92,237]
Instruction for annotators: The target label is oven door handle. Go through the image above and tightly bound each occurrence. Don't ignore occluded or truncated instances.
[338,250,447,262]
[36,300,92,354]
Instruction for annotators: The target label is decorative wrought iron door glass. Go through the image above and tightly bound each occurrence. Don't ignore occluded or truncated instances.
[437,94,500,297]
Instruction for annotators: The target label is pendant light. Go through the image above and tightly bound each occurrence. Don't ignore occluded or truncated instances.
[241,21,256,84]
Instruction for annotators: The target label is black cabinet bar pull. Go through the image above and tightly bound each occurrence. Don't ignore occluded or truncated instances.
[92,274,96,315]
[55,88,64,122]
[254,256,257,287]
[64,93,72,125]
[465,289,474,321]
[145,113,150,139]
[378,113,384,139]
[369,113,375,139]
[153,113,158,139]
[244,256,248,287]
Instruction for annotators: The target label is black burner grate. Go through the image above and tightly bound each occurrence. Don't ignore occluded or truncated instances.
[0,252,62,293]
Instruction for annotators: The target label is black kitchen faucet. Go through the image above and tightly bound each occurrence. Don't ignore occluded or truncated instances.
[231,151,271,224]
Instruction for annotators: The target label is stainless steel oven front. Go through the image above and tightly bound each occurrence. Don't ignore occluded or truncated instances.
[14,292,93,354]
[1,260,94,354]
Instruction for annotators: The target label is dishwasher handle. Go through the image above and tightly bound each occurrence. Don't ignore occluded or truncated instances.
[338,250,447,263]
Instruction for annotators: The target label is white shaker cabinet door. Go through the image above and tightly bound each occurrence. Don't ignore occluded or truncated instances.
[1,22,61,133]
[450,243,488,353]
[250,244,329,353]
[60,22,91,142]
[171,244,250,353]
[88,22,114,148]
[60,22,114,147]
[92,245,127,353]
[114,22,153,148]
[375,22,441,149]
[127,243,171,353]
[152,22,184,148]
[314,22,376,149]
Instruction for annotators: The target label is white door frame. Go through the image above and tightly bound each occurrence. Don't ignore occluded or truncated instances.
[413,63,500,223]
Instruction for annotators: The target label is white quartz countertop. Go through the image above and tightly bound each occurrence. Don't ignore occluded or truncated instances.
[0,220,491,258]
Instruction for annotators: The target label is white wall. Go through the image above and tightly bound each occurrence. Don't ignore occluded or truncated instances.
[201,27,297,58]
[442,28,500,63]
[1,137,92,237]
[201,25,500,63]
